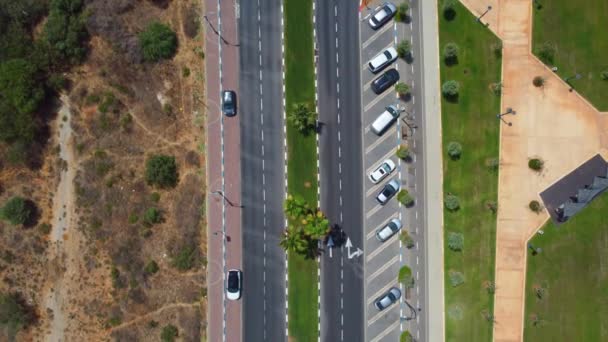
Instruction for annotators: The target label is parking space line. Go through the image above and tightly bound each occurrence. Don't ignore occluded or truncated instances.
[365,203,384,219]
[362,24,394,49]
[365,127,396,154]
[367,303,398,326]
[367,281,399,306]
[367,255,399,283]
[365,180,387,198]
[370,320,400,342]
[364,90,394,112]
[366,238,398,262]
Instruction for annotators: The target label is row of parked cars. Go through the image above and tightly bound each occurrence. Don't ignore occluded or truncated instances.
[368,2,404,313]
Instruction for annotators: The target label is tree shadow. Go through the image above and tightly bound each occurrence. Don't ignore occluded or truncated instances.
[399,93,413,103]
[443,93,459,104]
[443,9,456,21]
[403,53,414,64]
[444,56,459,67]
[23,200,41,228]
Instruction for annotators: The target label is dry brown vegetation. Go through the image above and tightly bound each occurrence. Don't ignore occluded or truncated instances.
[0,0,208,340]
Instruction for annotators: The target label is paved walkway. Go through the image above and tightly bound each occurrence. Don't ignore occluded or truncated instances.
[205,0,242,341]
[457,0,608,341]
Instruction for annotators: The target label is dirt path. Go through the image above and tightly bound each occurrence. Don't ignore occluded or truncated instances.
[43,95,78,342]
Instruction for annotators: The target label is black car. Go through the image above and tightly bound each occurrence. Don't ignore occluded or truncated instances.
[371,69,399,94]
[222,90,237,117]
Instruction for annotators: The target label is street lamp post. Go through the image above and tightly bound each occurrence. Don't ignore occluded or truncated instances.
[203,14,239,47]
[496,107,516,126]
[213,230,230,241]
[396,105,418,135]
[211,190,242,208]
[528,243,542,255]
[476,5,492,22]
[563,73,582,92]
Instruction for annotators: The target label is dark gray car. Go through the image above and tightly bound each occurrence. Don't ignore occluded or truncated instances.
[222,90,237,117]
[374,287,401,311]
[371,69,399,94]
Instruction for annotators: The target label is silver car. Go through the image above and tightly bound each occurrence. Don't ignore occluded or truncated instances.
[376,218,402,242]
[376,179,400,204]
[374,287,401,311]
[368,2,397,29]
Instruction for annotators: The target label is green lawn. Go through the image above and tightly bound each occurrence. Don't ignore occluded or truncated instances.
[284,0,318,341]
[438,1,502,341]
[524,192,608,341]
[532,0,608,110]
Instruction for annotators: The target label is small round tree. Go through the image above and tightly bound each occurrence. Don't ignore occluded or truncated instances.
[447,231,464,251]
[397,190,414,207]
[139,22,178,62]
[442,80,460,98]
[528,158,544,172]
[442,0,456,20]
[400,330,414,342]
[532,76,545,87]
[443,42,459,62]
[395,82,411,96]
[536,42,556,65]
[0,197,32,226]
[399,265,414,288]
[529,200,542,213]
[397,39,412,58]
[145,155,178,188]
[161,324,178,342]
[444,194,460,211]
[447,141,462,159]
[395,2,410,22]
[396,145,410,160]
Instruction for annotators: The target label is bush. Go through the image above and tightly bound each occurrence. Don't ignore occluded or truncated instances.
[529,200,542,213]
[395,82,410,95]
[491,41,503,59]
[528,158,544,171]
[397,39,411,58]
[536,42,556,65]
[182,66,191,77]
[161,324,178,342]
[532,76,545,87]
[447,232,464,251]
[400,330,414,342]
[490,82,502,96]
[399,265,414,288]
[0,197,31,225]
[0,292,34,335]
[395,2,410,22]
[448,270,465,287]
[442,80,460,98]
[396,145,410,160]
[442,0,457,20]
[143,207,162,225]
[146,155,178,188]
[128,213,139,224]
[38,223,52,234]
[444,194,460,211]
[171,245,197,271]
[288,103,317,133]
[139,22,178,62]
[485,157,499,171]
[443,42,459,62]
[144,260,159,275]
[44,0,89,65]
[150,192,161,203]
[400,230,415,249]
[601,70,608,81]
[397,190,414,207]
[447,141,462,159]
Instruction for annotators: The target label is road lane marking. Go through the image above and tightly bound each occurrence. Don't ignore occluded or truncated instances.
[362,23,393,49]
[370,320,400,342]
[366,238,398,262]
[367,254,399,283]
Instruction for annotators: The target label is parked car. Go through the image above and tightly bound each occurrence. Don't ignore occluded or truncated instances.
[376,218,402,242]
[376,179,400,204]
[222,90,237,117]
[374,287,401,311]
[371,105,400,135]
[368,2,397,29]
[371,69,399,94]
[226,269,242,300]
[368,46,398,73]
[369,159,396,184]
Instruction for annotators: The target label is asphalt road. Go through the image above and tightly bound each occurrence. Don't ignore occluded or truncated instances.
[315,0,365,341]
[239,0,287,341]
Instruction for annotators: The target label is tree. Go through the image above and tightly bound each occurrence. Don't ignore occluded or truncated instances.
[528,158,544,172]
[442,80,460,98]
[397,190,414,207]
[447,232,464,251]
[144,260,159,275]
[400,230,415,248]
[442,0,457,20]
[288,103,317,133]
[139,22,178,62]
[400,330,414,342]
[143,207,162,225]
[395,2,410,22]
[448,270,465,287]
[280,227,307,254]
[444,194,460,211]
[0,292,33,337]
[397,39,411,58]
[43,0,89,65]
[447,141,462,159]
[399,265,414,288]
[536,42,556,65]
[532,76,545,87]
[443,42,459,62]
[284,194,310,219]
[145,155,178,188]
[301,210,330,240]
[160,324,178,342]
[529,200,542,213]
[396,145,410,160]
[0,196,31,225]
[395,82,411,96]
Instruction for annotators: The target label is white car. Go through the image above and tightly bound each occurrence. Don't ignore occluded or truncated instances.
[369,159,396,184]
[368,47,398,73]
[368,2,397,29]
[376,218,402,242]
[226,269,242,300]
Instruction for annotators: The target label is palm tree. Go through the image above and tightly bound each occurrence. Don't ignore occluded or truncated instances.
[397,39,411,58]
[395,82,411,96]
[288,103,317,133]
[280,227,307,254]
[284,194,310,219]
[302,210,330,240]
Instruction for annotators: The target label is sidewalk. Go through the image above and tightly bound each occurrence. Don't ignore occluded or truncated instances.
[204,0,242,341]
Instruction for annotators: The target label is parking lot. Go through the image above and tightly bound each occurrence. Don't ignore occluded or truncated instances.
[359,3,425,341]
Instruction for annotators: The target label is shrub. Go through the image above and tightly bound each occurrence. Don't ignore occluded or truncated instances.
[601,70,608,81]
[448,270,465,287]
[490,82,502,95]
[529,200,542,213]
[400,230,415,249]
[485,157,499,171]
[0,292,34,335]
[536,42,556,65]
[401,330,414,342]
[395,2,410,22]
[528,158,544,171]
[146,155,178,188]
[143,207,162,225]
[43,0,89,65]
[443,42,459,62]
[397,39,412,58]
[171,245,197,271]
[532,76,545,87]
[447,141,462,159]
[161,324,178,342]
[396,145,410,160]
[442,80,460,98]
[442,0,456,20]
[0,197,31,225]
[128,213,139,224]
[144,260,159,275]
[397,190,414,207]
[491,42,503,58]
[139,22,178,62]
[485,281,496,295]
[288,103,317,133]
[444,194,460,211]
[182,66,191,77]
[447,232,464,251]
[399,265,414,288]
[395,82,410,96]
[150,192,161,203]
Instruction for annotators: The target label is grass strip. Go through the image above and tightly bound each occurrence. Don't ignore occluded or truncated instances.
[284,0,318,341]
[438,1,502,341]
